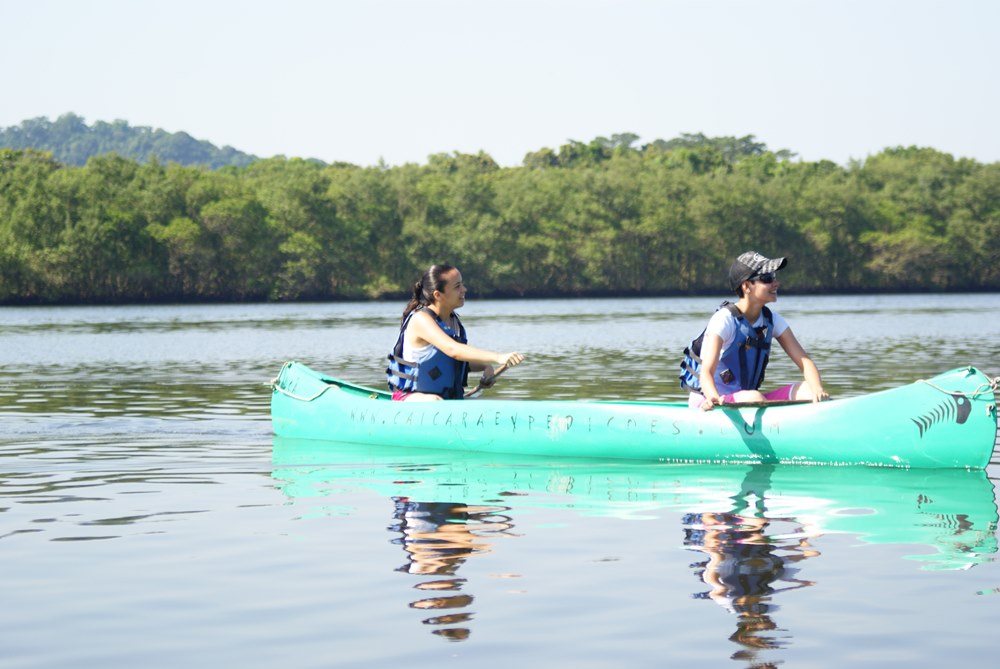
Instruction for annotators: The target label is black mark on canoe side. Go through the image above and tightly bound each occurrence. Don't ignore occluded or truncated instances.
[912,394,971,438]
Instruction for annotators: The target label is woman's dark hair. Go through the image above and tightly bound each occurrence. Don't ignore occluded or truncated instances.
[402,264,457,321]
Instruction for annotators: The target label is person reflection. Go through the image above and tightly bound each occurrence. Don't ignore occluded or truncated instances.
[389,497,514,641]
[683,469,820,667]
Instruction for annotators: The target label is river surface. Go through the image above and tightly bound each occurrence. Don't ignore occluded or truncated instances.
[2,294,999,669]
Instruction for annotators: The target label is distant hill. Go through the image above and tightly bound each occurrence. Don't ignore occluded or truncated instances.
[0,113,258,169]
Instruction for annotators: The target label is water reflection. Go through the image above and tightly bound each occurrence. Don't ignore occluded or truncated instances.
[273,438,999,650]
[683,466,820,666]
[389,498,515,641]
[0,363,274,420]
[4,295,999,406]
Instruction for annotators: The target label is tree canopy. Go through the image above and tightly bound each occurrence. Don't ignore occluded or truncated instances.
[0,113,257,169]
[1,132,997,304]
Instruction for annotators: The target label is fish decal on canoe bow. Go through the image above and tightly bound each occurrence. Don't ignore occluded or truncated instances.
[912,394,971,438]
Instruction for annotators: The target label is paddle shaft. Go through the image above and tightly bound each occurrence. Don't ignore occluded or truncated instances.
[464,362,511,399]
[724,399,813,407]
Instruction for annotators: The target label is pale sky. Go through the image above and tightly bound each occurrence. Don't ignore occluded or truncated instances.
[3,0,998,167]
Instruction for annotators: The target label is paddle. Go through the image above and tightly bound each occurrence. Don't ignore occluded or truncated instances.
[697,398,815,410]
[725,399,814,408]
[464,362,511,399]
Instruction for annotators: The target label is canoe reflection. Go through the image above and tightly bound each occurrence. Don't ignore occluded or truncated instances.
[390,498,515,640]
[272,436,999,646]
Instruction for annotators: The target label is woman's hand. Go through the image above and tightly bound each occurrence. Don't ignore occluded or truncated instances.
[477,354,524,389]
[699,393,722,411]
[497,352,525,367]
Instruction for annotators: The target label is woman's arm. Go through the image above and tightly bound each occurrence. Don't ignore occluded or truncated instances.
[697,333,724,409]
[408,311,524,368]
[775,328,829,401]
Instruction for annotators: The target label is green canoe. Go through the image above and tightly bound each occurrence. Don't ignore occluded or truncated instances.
[270,361,999,469]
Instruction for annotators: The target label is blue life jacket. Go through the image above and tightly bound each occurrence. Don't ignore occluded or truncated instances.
[386,308,469,399]
[679,302,774,395]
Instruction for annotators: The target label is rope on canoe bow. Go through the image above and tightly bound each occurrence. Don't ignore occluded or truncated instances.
[917,375,1000,399]
[270,377,338,402]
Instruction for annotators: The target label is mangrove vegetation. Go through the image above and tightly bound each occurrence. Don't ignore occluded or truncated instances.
[1,133,998,304]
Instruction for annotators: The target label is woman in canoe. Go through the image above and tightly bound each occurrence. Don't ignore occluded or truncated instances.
[386,264,525,401]
[680,251,829,411]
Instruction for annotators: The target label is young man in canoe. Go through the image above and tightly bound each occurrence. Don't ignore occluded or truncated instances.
[386,264,525,401]
[680,251,829,411]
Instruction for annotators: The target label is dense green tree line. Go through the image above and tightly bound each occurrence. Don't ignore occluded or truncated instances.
[1,135,998,304]
[0,113,257,169]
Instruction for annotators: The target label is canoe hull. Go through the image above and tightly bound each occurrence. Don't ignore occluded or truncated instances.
[270,362,998,468]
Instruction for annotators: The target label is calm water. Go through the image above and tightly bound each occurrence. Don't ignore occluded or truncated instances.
[2,294,999,669]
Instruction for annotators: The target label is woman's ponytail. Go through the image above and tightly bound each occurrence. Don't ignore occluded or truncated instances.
[401,264,456,322]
